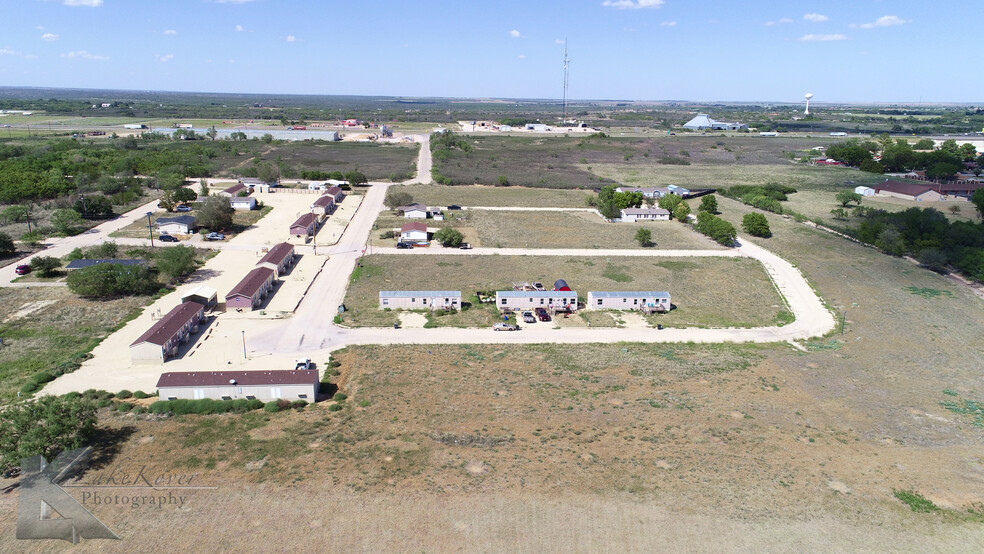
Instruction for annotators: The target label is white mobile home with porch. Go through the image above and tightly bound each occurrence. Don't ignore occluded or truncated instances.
[379,291,461,310]
[495,290,578,312]
[587,291,670,312]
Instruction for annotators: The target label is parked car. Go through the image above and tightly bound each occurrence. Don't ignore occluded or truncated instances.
[175,205,192,212]
[159,234,179,243]
[493,322,519,331]
[295,358,313,370]
[535,307,551,322]
[205,232,225,241]
[15,264,30,275]
[447,204,462,210]
[395,242,413,249]
[522,311,536,324]
[459,242,472,250]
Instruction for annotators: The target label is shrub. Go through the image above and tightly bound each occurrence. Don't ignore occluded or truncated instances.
[379,230,396,239]
[116,389,133,399]
[117,402,134,412]
[333,392,347,401]
[742,213,772,238]
[291,399,308,410]
[263,401,281,413]
[328,404,343,412]
[133,390,149,399]
[333,315,342,324]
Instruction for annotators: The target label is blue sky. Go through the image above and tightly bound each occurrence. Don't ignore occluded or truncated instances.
[0,0,978,103]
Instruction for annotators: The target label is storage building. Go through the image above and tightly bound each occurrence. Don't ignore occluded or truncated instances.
[289,213,319,237]
[256,242,295,277]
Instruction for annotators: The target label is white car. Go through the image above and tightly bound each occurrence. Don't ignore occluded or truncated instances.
[493,323,519,331]
[295,358,313,370]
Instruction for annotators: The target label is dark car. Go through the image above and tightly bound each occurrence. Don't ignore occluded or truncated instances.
[159,234,179,243]
[459,242,472,250]
[535,307,551,322]
[395,242,413,249]
[15,264,30,275]
[447,204,462,210]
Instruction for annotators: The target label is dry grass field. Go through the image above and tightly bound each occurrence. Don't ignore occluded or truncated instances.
[400,184,593,208]
[341,254,785,329]
[374,210,725,250]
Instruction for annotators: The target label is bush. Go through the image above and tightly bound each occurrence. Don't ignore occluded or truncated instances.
[379,230,396,239]
[434,227,464,247]
[67,263,160,298]
[147,398,265,415]
[384,189,413,210]
[333,392,347,401]
[742,213,772,238]
[117,402,134,412]
[0,232,15,257]
[30,256,62,277]
[133,390,149,399]
[328,404,343,412]
[291,399,308,410]
[116,389,133,399]
[333,315,342,324]
[694,211,737,246]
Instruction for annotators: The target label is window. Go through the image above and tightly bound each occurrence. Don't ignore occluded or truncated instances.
[382,298,389,305]
[221,395,232,401]
[633,299,638,305]
[271,387,282,399]
[540,298,544,305]
[167,396,177,401]
[411,298,415,303]
[298,394,308,399]
[597,299,603,305]
[501,298,507,305]
[193,389,205,400]
[623,298,627,303]
[246,395,256,400]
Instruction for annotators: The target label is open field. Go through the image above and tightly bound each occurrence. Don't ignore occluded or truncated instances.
[211,141,419,182]
[400,184,593,208]
[778,188,979,224]
[374,209,725,250]
[341,254,784,329]
[0,287,148,403]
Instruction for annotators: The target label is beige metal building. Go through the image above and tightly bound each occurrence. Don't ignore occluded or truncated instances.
[156,370,319,402]
[379,291,461,310]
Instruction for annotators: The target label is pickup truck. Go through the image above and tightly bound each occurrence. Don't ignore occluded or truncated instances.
[295,358,313,370]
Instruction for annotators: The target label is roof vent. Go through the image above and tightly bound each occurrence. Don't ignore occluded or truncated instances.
[229,379,237,385]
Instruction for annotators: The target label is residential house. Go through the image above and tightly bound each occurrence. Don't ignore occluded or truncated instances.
[620,208,671,222]
[587,291,671,313]
[307,182,327,192]
[220,183,249,197]
[256,242,296,277]
[615,186,662,198]
[399,222,428,243]
[874,180,944,202]
[397,203,428,218]
[289,213,319,237]
[324,186,345,203]
[495,290,578,312]
[129,301,205,363]
[378,291,461,310]
[156,215,196,235]
[157,370,319,402]
[225,267,276,311]
[230,196,257,211]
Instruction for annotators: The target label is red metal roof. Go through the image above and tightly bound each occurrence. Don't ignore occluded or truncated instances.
[401,221,427,232]
[157,370,319,388]
[257,242,294,266]
[226,267,275,300]
[223,183,246,195]
[875,180,934,197]
[130,302,204,347]
[312,195,334,207]
[325,186,342,196]
[290,213,317,229]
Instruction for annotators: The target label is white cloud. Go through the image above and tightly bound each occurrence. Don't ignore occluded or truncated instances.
[779,18,793,23]
[63,0,103,7]
[764,21,775,26]
[518,54,526,59]
[601,0,664,9]
[285,35,296,42]
[163,29,177,35]
[234,24,244,32]
[803,13,829,23]
[0,48,20,56]
[41,33,59,41]
[509,29,521,38]
[156,53,174,62]
[555,39,565,44]
[660,21,676,27]
[61,50,108,60]
[35,25,44,30]
[851,15,909,29]
[799,34,847,42]
[228,59,235,63]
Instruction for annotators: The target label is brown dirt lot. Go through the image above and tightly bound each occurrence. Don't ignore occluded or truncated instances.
[400,184,593,208]
[342,254,785,329]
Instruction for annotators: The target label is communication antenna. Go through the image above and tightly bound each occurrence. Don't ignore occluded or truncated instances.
[563,40,570,124]
[804,92,814,115]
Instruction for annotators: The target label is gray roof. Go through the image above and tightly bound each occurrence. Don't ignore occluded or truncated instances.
[622,208,670,216]
[589,291,670,299]
[496,290,578,298]
[156,215,196,226]
[157,370,319,388]
[379,291,461,298]
[65,259,147,270]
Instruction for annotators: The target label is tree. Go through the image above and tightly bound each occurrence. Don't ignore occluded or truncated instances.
[860,159,884,174]
[673,200,691,222]
[74,196,113,219]
[199,178,209,197]
[972,188,984,219]
[256,163,279,184]
[497,175,510,186]
[913,138,934,150]
[836,191,863,207]
[699,194,718,214]
[596,184,619,219]
[658,194,683,211]
[0,205,29,225]
[155,245,198,283]
[0,395,97,472]
[742,212,772,237]
[29,256,61,277]
[829,207,848,220]
[67,263,159,297]
[634,228,652,247]
[230,131,247,141]
[207,126,218,141]
[384,189,413,210]
[173,187,197,203]
[0,232,15,257]
[158,190,177,212]
[694,211,737,246]
[197,196,233,231]
[345,171,368,186]
[433,227,464,247]
[50,209,84,235]
[261,133,274,144]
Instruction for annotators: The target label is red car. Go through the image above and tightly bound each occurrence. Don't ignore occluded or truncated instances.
[15,264,30,275]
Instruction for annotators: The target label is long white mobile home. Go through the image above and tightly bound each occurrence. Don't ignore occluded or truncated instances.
[587,291,670,312]
[378,291,461,310]
[495,290,578,312]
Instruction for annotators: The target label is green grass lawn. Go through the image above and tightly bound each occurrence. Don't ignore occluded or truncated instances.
[341,254,784,329]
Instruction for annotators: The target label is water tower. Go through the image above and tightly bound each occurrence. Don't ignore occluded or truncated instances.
[804,93,814,115]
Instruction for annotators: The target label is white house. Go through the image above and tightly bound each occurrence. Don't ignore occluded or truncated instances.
[157,370,319,402]
[615,186,662,198]
[156,215,196,235]
[620,208,671,222]
[854,186,876,197]
[399,222,428,243]
[379,291,461,310]
[587,291,670,312]
[307,182,327,191]
[230,196,257,210]
[397,204,428,218]
[495,290,578,312]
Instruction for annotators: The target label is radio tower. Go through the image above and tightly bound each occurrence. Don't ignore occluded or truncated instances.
[562,39,570,125]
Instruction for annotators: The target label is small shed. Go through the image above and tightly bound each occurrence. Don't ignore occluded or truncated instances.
[854,186,876,197]
[181,285,218,309]
[553,279,571,292]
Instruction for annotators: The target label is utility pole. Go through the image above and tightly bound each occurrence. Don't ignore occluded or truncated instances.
[242,330,247,359]
[79,194,87,219]
[563,39,570,125]
[311,211,317,255]
[146,212,154,247]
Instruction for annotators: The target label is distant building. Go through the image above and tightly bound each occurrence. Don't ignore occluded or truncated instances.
[311,194,335,216]
[874,180,943,202]
[683,114,746,131]
[289,213,319,237]
[620,208,671,222]
[495,290,578,312]
[225,267,276,311]
[220,183,249,197]
[230,196,257,210]
[156,215,196,235]
[854,186,876,197]
[181,285,218,309]
[397,204,428,218]
[615,186,663,198]
[256,242,296,278]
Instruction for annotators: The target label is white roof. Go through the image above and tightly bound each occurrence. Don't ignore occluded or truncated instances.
[182,285,217,300]
[379,291,461,298]
[683,114,717,129]
[589,291,670,299]
[622,208,670,216]
[496,290,577,298]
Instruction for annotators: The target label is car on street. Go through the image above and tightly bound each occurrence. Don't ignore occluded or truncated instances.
[493,322,519,331]
[15,264,30,275]
[535,307,551,322]
[459,242,472,249]
[205,232,225,241]
[521,311,536,324]
[447,205,462,210]
[175,205,192,212]
[395,242,413,249]
[159,234,179,242]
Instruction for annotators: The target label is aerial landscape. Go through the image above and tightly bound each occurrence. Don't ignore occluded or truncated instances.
[1,0,983,551]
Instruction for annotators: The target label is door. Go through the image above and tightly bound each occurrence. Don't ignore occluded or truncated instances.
[271,387,282,399]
